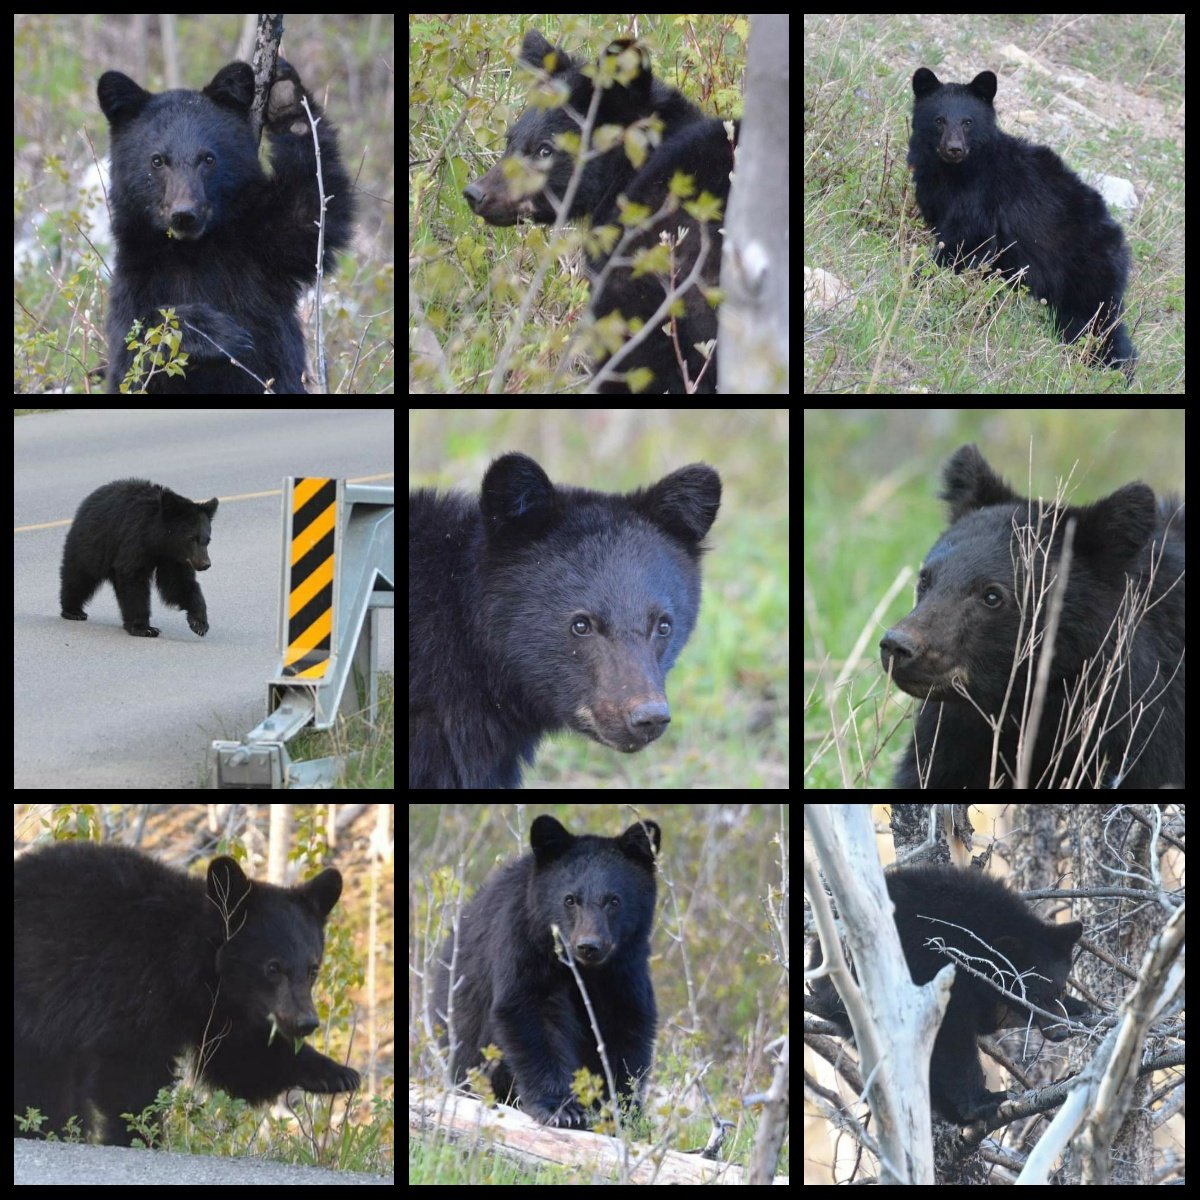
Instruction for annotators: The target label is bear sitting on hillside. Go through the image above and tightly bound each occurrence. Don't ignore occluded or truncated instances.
[432,815,660,1128]
[98,59,353,394]
[464,30,737,394]
[14,843,359,1145]
[408,453,721,789]
[880,445,1185,788]
[60,479,218,638]
[808,865,1088,1124]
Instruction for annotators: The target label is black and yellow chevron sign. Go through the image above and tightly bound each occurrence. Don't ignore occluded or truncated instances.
[283,477,336,678]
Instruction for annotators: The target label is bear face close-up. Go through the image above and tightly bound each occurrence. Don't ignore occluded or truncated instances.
[408,453,721,789]
[880,444,1185,789]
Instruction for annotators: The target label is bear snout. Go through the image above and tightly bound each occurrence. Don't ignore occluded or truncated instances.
[880,625,966,698]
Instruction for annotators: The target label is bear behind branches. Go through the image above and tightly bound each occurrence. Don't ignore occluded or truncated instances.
[463,30,737,394]
[809,865,1087,1124]
[432,814,659,1128]
[880,445,1185,788]
[98,59,354,394]
[14,842,359,1145]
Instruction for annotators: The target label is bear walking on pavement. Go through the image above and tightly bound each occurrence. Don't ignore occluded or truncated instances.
[60,478,219,638]
[409,453,721,789]
[98,59,354,394]
[464,31,738,394]
[14,842,360,1145]
[432,814,660,1128]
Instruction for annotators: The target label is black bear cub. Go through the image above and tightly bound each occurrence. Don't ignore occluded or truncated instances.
[14,842,359,1145]
[809,865,1087,1123]
[880,445,1185,789]
[409,453,721,789]
[432,815,659,1128]
[908,68,1135,374]
[60,479,218,638]
[878,446,1185,792]
[464,30,737,394]
[98,59,353,394]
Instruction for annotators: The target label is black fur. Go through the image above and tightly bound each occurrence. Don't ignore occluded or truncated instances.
[59,478,218,638]
[408,453,721,789]
[98,60,353,394]
[14,843,359,1145]
[432,815,659,1127]
[809,865,1086,1123]
[880,445,1185,788]
[908,68,1135,374]
[464,31,737,393]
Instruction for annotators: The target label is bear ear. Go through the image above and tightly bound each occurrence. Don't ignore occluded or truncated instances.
[98,71,152,125]
[940,443,1021,520]
[520,29,571,75]
[203,62,255,115]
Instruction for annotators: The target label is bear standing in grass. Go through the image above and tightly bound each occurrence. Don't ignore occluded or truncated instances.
[60,479,218,638]
[880,445,1185,788]
[409,453,721,788]
[464,31,737,394]
[908,68,1135,374]
[14,843,359,1145]
[98,59,353,394]
[433,815,659,1128]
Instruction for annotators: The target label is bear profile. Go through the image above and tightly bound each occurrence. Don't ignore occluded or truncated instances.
[60,478,219,638]
[463,30,738,394]
[98,59,353,394]
[14,842,359,1145]
[409,453,721,789]
[880,445,1185,788]
[809,865,1087,1124]
[432,815,660,1128]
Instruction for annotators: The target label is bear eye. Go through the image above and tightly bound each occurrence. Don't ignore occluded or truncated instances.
[656,619,672,637]
[151,154,165,168]
[571,617,592,636]
[538,143,555,158]
[982,587,1003,607]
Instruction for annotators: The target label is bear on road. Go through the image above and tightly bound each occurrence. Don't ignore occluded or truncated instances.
[60,478,218,638]
[432,814,660,1128]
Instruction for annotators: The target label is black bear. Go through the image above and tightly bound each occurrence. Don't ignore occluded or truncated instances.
[880,445,1185,789]
[808,865,1087,1124]
[908,68,1135,375]
[98,59,353,394]
[409,453,721,789]
[432,814,659,1128]
[60,479,218,638]
[14,842,359,1145]
[463,30,737,394]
